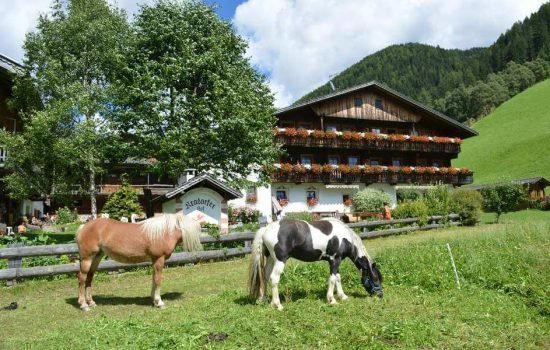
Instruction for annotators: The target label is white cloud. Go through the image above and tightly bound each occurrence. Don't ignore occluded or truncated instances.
[234,0,547,107]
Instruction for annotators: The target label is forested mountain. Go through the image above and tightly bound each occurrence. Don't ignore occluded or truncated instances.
[298,2,550,109]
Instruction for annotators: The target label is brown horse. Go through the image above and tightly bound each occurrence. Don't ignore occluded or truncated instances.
[76,213,202,311]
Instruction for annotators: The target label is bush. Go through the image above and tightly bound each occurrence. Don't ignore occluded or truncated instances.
[230,207,260,224]
[284,211,314,222]
[396,189,421,203]
[352,189,392,212]
[450,189,483,226]
[55,207,77,225]
[101,180,144,220]
[423,185,451,216]
[480,183,526,222]
[392,201,429,226]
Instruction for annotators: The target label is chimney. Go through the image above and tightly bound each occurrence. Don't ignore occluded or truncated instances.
[179,169,197,184]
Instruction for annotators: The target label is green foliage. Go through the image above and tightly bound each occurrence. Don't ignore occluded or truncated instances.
[352,189,392,213]
[481,183,526,222]
[392,200,429,226]
[101,181,143,220]
[396,188,421,203]
[0,0,129,213]
[449,189,483,226]
[283,211,314,222]
[423,185,451,216]
[299,3,550,122]
[454,80,550,184]
[112,1,279,184]
[55,207,77,225]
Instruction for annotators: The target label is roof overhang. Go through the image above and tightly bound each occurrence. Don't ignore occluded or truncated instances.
[276,81,478,138]
[160,172,242,202]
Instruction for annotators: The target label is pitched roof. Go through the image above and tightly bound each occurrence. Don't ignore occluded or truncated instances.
[163,172,242,201]
[276,81,478,138]
[0,53,23,74]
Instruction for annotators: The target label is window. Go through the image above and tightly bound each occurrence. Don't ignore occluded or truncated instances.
[375,98,384,110]
[417,158,427,166]
[342,125,353,132]
[410,130,419,136]
[370,159,380,166]
[371,128,381,134]
[328,155,340,165]
[300,155,313,165]
[392,159,402,166]
[387,129,396,135]
[348,156,360,166]
[432,160,440,167]
[276,190,288,200]
[306,189,317,200]
[354,97,363,107]
[326,124,338,132]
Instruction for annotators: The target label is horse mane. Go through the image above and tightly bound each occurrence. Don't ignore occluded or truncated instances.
[322,217,370,260]
[139,213,203,251]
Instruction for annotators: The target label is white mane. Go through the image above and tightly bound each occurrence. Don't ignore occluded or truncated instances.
[139,213,202,251]
[322,217,371,260]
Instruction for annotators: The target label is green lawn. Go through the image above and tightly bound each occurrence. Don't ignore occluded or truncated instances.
[0,214,548,349]
[454,79,550,184]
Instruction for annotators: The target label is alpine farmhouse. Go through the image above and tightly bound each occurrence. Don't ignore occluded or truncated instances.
[255,81,477,218]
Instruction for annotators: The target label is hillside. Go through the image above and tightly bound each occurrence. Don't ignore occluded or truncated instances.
[453,79,550,184]
[298,2,550,106]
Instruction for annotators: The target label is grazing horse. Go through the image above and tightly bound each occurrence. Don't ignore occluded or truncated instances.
[76,213,202,311]
[249,218,383,310]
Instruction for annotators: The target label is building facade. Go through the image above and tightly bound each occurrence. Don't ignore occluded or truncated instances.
[259,81,477,218]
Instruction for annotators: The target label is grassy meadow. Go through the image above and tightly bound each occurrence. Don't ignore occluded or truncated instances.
[454,79,550,184]
[0,211,549,349]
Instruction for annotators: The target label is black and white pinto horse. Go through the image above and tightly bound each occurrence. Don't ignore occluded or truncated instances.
[249,218,383,310]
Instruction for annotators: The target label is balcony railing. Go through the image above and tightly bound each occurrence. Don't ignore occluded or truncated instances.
[275,135,461,153]
[272,169,473,185]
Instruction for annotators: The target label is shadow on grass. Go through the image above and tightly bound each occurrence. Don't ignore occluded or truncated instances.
[65,292,182,309]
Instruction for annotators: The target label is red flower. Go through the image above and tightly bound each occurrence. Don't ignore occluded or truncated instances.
[342,131,353,140]
[311,164,322,174]
[460,168,471,175]
[351,131,362,141]
[415,167,426,174]
[388,134,407,142]
[388,166,400,173]
[343,198,353,206]
[410,135,430,143]
[296,129,309,138]
[433,136,451,144]
[426,167,437,174]
[339,164,351,174]
[350,165,362,174]
[372,166,385,174]
[449,167,459,175]
[280,163,293,173]
[324,131,337,139]
[322,164,334,173]
[284,127,297,137]
[293,164,307,174]
[439,167,449,174]
[278,199,289,207]
[307,198,318,206]
[363,132,379,141]
[311,130,325,138]
[400,166,413,174]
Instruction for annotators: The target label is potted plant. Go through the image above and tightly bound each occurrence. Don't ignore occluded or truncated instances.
[307,198,318,207]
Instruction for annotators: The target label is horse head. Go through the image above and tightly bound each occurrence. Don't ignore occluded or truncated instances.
[357,257,383,297]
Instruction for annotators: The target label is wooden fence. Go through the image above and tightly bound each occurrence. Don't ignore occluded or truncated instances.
[0,215,460,282]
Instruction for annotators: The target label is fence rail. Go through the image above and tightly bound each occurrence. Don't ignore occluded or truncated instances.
[0,215,461,282]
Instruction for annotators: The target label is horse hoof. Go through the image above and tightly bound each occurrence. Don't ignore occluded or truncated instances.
[328,299,338,305]
[88,302,97,307]
[80,306,90,312]
[339,294,349,301]
[270,303,283,311]
[154,303,166,309]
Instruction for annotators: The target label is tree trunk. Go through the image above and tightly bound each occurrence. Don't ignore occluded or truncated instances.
[90,167,97,219]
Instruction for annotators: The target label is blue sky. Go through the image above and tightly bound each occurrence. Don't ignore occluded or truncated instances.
[0,0,547,106]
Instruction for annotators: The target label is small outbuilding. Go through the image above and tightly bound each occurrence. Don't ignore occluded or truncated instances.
[155,171,242,233]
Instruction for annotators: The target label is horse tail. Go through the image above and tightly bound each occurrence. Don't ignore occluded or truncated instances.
[179,215,203,252]
[248,226,267,301]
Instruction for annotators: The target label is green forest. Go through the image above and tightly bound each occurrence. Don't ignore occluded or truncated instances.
[298,2,550,122]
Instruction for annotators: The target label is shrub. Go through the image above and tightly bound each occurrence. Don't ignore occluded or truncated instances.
[231,207,261,224]
[396,189,421,203]
[284,211,314,222]
[392,201,429,226]
[352,189,392,212]
[423,185,451,216]
[56,207,77,225]
[101,180,144,220]
[480,183,526,223]
[450,189,483,226]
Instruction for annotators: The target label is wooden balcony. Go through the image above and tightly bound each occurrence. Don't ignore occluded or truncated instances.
[275,135,461,153]
[272,169,473,186]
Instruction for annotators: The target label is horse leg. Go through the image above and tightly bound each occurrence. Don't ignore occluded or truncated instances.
[85,252,104,307]
[335,273,348,301]
[151,256,165,308]
[269,260,285,311]
[327,257,342,305]
[258,257,274,302]
[78,257,92,311]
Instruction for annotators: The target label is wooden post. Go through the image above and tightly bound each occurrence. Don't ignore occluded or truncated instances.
[6,242,23,286]
[143,188,154,218]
